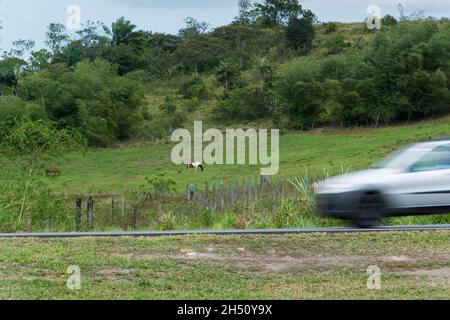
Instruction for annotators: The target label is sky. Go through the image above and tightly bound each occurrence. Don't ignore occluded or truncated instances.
[0,0,448,52]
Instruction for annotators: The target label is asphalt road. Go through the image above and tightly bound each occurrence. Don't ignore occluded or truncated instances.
[0,224,448,239]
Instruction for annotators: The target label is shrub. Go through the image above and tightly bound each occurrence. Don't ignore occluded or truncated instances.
[221,212,250,229]
[216,86,273,121]
[0,183,73,233]
[156,212,176,231]
[323,34,349,55]
[0,96,45,140]
[272,199,296,228]
[192,210,215,229]
[182,97,201,113]
[381,15,398,26]
[179,76,210,100]
[160,96,178,114]
[289,177,317,217]
[286,17,315,54]
[323,22,338,34]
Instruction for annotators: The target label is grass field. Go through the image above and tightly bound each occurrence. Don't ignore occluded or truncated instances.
[0,231,448,299]
[2,116,450,193]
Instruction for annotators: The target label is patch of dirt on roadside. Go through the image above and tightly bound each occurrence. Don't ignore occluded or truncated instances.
[396,267,450,285]
[0,262,60,281]
[168,251,450,275]
[95,268,136,281]
[111,252,160,260]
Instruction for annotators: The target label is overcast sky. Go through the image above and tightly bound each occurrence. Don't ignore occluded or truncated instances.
[0,0,448,52]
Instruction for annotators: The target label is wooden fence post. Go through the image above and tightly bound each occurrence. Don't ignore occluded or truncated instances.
[133,200,138,230]
[87,196,94,230]
[75,198,82,231]
[272,183,277,214]
[121,194,125,229]
[112,193,115,226]
[220,182,225,211]
[195,185,200,204]
[187,185,195,201]
[212,183,217,211]
[205,183,210,209]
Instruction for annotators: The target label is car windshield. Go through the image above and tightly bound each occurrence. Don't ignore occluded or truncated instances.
[372,146,430,169]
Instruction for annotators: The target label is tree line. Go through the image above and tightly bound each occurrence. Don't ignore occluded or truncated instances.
[0,0,449,146]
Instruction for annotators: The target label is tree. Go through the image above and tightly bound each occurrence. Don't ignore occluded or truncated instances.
[253,0,304,27]
[178,17,210,42]
[55,40,86,66]
[216,86,274,121]
[215,60,241,93]
[176,35,227,72]
[100,18,150,75]
[147,33,181,53]
[236,0,254,24]
[381,15,398,26]
[285,80,324,129]
[29,49,52,72]
[256,57,273,89]
[45,23,70,54]
[104,17,145,47]
[19,59,145,145]
[75,20,108,47]
[286,16,315,54]
[0,96,44,139]
[0,57,26,96]
[2,39,35,59]
[302,9,317,22]
[180,73,210,99]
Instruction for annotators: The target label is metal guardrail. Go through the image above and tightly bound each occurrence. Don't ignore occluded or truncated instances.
[0,224,448,239]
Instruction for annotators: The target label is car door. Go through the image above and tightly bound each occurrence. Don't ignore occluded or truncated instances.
[391,145,450,209]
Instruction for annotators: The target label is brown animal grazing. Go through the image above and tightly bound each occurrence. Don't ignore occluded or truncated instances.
[46,168,61,176]
[187,162,204,172]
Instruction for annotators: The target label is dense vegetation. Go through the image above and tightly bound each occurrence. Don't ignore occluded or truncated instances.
[0,1,449,232]
[0,0,448,146]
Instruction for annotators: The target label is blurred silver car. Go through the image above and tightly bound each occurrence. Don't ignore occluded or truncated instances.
[315,140,450,227]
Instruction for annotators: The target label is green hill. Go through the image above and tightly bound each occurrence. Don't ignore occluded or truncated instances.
[2,116,450,193]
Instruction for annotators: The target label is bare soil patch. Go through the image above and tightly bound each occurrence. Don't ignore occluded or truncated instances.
[169,250,450,275]
[396,267,450,285]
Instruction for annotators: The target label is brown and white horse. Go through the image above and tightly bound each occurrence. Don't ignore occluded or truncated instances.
[187,162,204,172]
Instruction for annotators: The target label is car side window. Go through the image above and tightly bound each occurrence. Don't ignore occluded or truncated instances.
[410,145,450,172]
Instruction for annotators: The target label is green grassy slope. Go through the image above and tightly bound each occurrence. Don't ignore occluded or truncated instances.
[2,117,450,193]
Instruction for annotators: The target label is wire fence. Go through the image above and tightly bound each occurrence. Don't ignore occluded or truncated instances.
[66,175,298,231]
[186,176,294,211]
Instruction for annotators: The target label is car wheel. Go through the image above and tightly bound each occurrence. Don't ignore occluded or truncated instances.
[353,218,378,228]
[353,192,384,228]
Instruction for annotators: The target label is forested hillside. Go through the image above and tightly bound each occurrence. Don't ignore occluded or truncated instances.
[0,0,449,147]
